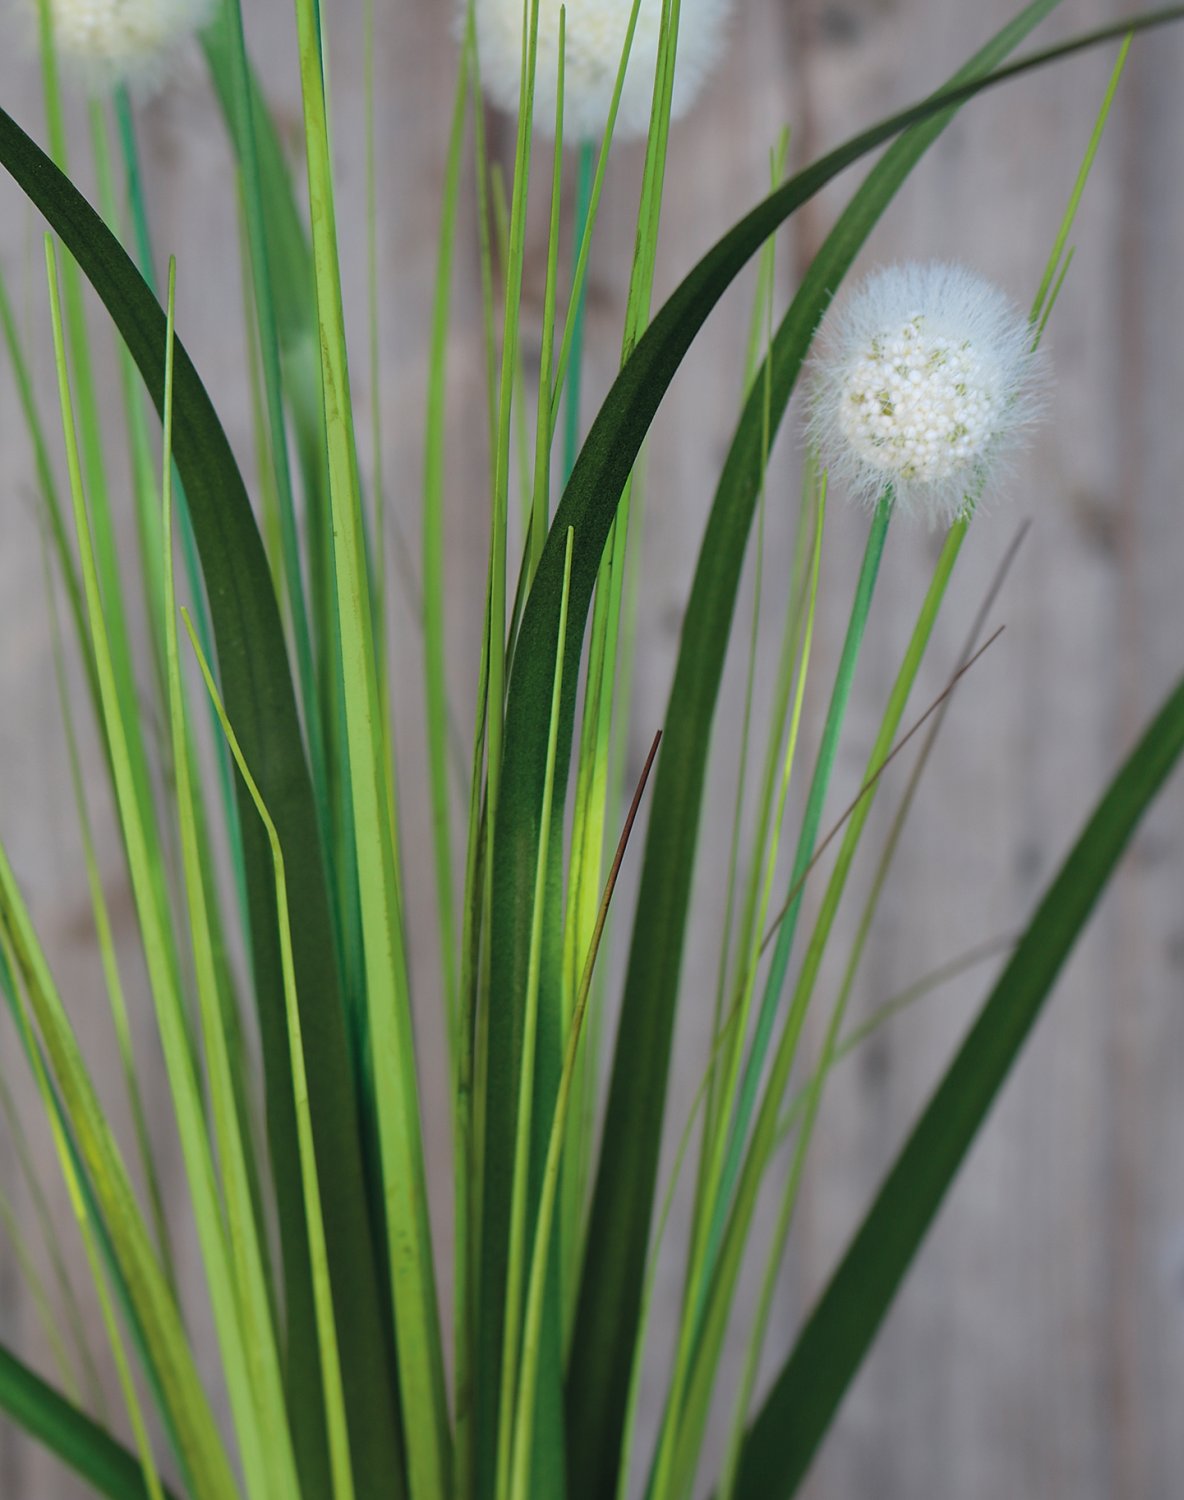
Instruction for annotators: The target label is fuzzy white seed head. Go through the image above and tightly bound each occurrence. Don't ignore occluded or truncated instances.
[809,262,1045,525]
[31,0,216,94]
[471,0,733,144]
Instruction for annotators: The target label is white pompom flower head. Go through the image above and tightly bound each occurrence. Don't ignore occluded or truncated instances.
[29,0,217,95]
[471,0,734,145]
[809,261,1047,527]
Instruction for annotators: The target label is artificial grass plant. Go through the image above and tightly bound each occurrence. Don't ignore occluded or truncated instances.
[0,2,1180,1498]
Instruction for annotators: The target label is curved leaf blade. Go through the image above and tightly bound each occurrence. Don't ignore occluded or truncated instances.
[733,666,1184,1500]
[0,1343,178,1500]
[0,101,399,1493]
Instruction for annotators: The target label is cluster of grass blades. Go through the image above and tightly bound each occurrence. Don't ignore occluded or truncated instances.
[0,2,1180,1498]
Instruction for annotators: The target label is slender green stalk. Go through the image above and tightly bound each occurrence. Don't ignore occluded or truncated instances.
[668,522,969,1500]
[162,262,302,1500]
[0,268,101,769]
[510,722,662,1500]
[1031,33,1130,324]
[613,1049,716,1500]
[701,130,791,1160]
[47,234,263,1499]
[0,931,166,1500]
[697,494,892,1294]
[467,9,501,482]
[558,0,683,1304]
[0,1071,106,1417]
[290,0,450,1490]
[548,0,648,434]
[455,25,498,1453]
[717,634,1009,1500]
[652,486,840,1500]
[488,0,541,804]
[0,957,185,1481]
[44,562,176,1293]
[36,0,162,866]
[475,5,544,1492]
[112,87,250,942]
[561,142,595,485]
[221,0,331,865]
[363,0,393,773]
[454,17,497,1438]
[0,1186,82,1402]
[526,14,567,577]
[423,41,470,1063]
[187,611,355,1500]
[456,691,490,1494]
[237,173,287,599]
[89,99,168,701]
[496,528,574,1500]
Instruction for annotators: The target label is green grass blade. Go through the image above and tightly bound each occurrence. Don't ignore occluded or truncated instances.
[669,523,968,1500]
[560,141,594,483]
[0,924,167,1500]
[0,1069,106,1417]
[0,92,394,1500]
[423,39,470,1065]
[88,99,169,703]
[202,13,348,1075]
[561,0,683,1072]
[114,81,251,946]
[200,17,324,501]
[692,496,891,1302]
[526,17,567,576]
[185,610,355,1500]
[48,231,278,1498]
[548,0,646,434]
[733,666,1184,1499]
[1030,33,1130,324]
[510,724,661,1500]
[215,0,328,823]
[453,51,496,1450]
[0,268,99,727]
[0,856,236,1497]
[652,483,827,1500]
[0,1342,176,1500]
[161,261,303,1500]
[0,963,185,1481]
[0,1185,82,1402]
[703,129,791,1159]
[497,529,575,1500]
[720,649,1012,1500]
[475,1,549,1491]
[291,0,449,1488]
[36,2,164,878]
[44,557,176,1292]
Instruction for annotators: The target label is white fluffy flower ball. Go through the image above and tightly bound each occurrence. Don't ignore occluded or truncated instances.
[810,262,1044,525]
[472,0,733,143]
[36,0,216,93]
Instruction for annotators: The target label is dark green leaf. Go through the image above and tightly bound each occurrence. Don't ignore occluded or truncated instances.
[0,102,400,1495]
[0,1341,179,1500]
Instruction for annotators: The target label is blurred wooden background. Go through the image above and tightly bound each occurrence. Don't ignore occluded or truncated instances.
[0,0,1181,1494]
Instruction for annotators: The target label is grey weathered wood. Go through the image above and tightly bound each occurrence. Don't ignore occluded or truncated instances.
[0,0,1180,1495]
